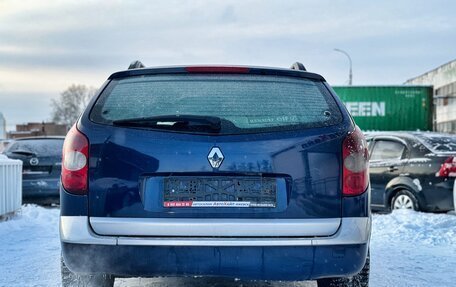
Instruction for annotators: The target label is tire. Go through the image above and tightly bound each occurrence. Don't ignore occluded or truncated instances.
[391,189,419,211]
[61,256,114,287]
[317,252,370,287]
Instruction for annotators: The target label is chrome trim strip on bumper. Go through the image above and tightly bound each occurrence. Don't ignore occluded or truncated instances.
[89,217,341,237]
[60,216,370,247]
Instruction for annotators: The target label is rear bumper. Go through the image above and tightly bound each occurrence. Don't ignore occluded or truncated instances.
[61,216,370,246]
[60,216,371,280]
[22,178,60,202]
[89,217,342,237]
[62,242,368,280]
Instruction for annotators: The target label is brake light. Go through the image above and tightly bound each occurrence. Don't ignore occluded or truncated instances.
[436,156,456,177]
[185,66,250,73]
[61,125,89,195]
[342,126,369,196]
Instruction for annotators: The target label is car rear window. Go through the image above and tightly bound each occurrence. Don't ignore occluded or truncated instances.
[5,139,64,156]
[414,133,456,153]
[90,74,342,134]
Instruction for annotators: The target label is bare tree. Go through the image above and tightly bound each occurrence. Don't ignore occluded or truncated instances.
[51,84,97,128]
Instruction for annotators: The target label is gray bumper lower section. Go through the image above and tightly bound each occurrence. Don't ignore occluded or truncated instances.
[89,217,341,237]
[60,216,371,247]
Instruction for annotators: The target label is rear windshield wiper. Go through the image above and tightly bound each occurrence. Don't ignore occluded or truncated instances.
[9,150,37,157]
[112,115,222,132]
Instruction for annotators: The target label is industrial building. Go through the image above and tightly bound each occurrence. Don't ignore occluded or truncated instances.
[405,59,456,133]
[7,122,67,139]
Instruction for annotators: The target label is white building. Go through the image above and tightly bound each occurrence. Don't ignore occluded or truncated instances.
[405,59,456,133]
[0,112,6,139]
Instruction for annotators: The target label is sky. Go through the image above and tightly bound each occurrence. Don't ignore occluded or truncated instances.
[0,0,455,130]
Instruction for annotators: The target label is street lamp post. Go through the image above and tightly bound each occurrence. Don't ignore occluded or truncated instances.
[334,48,353,85]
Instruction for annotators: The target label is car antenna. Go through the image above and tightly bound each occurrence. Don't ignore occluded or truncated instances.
[128,60,145,70]
[290,62,306,71]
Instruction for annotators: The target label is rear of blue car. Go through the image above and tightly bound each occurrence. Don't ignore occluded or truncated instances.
[60,65,371,286]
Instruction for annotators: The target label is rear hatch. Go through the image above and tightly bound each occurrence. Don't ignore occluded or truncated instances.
[82,70,352,237]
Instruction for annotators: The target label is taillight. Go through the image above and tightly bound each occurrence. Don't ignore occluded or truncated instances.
[61,125,89,195]
[436,156,456,178]
[342,126,369,196]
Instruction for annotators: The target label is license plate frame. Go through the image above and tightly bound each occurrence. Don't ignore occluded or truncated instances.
[162,176,277,208]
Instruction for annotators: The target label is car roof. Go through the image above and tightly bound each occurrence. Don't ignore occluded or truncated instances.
[364,131,456,152]
[10,136,65,141]
[108,65,326,82]
[364,131,456,139]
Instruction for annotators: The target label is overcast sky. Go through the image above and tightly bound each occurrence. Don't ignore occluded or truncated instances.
[1,0,455,130]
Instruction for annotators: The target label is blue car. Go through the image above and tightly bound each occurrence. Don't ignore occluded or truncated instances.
[59,62,371,287]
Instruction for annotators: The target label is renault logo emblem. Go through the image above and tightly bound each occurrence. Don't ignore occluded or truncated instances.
[207,147,224,169]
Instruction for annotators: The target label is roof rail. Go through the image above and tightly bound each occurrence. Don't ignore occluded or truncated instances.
[128,60,145,70]
[290,62,306,71]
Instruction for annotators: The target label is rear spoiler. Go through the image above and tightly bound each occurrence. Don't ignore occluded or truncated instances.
[110,61,324,81]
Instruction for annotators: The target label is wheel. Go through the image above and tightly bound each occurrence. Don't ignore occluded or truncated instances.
[391,190,419,211]
[317,251,370,287]
[61,256,114,287]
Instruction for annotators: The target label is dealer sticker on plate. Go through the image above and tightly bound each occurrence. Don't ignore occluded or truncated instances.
[163,201,275,208]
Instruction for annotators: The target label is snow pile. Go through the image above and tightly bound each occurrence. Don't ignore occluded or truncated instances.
[372,210,456,246]
[0,205,61,287]
[370,210,456,287]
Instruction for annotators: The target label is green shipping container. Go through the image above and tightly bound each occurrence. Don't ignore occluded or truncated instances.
[332,86,433,131]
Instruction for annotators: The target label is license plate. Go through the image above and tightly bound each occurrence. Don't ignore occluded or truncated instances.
[163,176,277,208]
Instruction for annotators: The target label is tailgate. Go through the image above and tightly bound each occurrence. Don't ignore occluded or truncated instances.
[86,124,347,237]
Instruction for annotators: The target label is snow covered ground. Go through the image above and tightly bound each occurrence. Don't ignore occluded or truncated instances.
[0,205,455,287]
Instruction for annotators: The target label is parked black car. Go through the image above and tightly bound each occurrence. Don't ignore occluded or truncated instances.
[365,132,456,212]
[2,137,65,204]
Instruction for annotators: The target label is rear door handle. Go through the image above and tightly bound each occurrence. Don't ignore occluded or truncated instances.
[387,166,399,172]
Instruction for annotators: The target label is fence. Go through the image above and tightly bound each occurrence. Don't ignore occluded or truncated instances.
[0,155,22,217]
